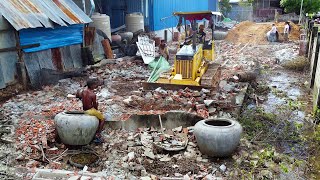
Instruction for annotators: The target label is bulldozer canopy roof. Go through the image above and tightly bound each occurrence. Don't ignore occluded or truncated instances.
[173,11,222,21]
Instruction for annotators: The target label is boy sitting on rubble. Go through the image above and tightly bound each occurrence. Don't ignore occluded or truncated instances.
[76,78,105,143]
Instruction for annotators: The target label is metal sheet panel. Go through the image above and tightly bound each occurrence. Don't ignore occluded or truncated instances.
[30,0,67,26]
[69,44,82,68]
[127,0,143,13]
[92,33,105,56]
[24,53,41,88]
[24,49,55,88]
[153,0,209,31]
[61,46,75,70]
[0,14,12,31]
[0,64,5,89]
[19,24,84,53]
[0,0,92,31]
[0,52,18,84]
[0,30,18,85]
[59,0,92,23]
[126,0,150,26]
[60,44,82,70]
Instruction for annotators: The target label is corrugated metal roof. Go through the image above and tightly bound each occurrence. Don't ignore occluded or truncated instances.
[0,0,92,31]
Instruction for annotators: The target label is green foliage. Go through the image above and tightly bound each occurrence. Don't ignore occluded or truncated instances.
[280,162,289,173]
[220,0,232,17]
[280,0,320,14]
[238,108,278,140]
[239,0,254,7]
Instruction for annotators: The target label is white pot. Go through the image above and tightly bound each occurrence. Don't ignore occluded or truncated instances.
[54,112,99,145]
[194,118,242,157]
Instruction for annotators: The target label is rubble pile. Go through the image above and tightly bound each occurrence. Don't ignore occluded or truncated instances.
[225,21,300,44]
[97,127,228,178]
[123,85,247,119]
[215,41,299,79]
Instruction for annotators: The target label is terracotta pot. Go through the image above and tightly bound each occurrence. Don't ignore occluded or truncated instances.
[54,112,99,145]
[194,118,242,157]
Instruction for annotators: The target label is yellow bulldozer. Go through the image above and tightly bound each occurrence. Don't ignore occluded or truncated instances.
[145,11,222,90]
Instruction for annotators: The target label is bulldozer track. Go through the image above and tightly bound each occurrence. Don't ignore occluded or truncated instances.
[201,63,221,88]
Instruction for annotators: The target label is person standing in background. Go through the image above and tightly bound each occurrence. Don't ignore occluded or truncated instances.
[284,22,290,42]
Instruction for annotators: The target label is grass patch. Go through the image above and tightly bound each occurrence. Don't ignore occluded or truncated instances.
[239,108,278,140]
[282,56,309,71]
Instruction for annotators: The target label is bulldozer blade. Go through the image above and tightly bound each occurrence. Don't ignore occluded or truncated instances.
[142,82,208,91]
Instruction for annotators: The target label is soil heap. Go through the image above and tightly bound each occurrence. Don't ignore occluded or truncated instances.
[225,21,301,44]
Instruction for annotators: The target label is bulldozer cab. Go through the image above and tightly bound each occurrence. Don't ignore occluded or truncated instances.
[174,11,222,62]
[174,11,222,48]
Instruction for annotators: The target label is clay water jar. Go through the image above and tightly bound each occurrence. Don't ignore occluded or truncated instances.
[194,118,242,157]
[54,112,99,146]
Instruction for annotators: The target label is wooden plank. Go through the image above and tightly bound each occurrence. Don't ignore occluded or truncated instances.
[0,43,40,53]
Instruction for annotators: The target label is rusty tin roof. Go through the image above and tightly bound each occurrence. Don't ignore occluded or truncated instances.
[0,0,92,30]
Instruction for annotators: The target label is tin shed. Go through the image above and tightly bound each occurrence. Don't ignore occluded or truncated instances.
[0,0,92,89]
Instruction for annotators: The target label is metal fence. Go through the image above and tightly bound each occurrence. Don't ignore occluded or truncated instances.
[228,3,253,22]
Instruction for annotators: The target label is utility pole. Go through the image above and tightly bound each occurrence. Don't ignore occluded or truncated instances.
[298,0,304,24]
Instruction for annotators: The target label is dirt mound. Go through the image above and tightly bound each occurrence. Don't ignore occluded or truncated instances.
[225,21,301,44]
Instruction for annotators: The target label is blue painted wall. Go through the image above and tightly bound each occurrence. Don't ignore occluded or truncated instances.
[102,0,151,29]
[101,0,218,31]
[152,0,212,31]
[208,0,218,12]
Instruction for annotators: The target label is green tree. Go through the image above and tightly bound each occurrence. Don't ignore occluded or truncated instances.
[220,0,232,17]
[280,0,320,14]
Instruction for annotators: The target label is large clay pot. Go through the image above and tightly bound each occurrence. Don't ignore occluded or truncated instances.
[194,118,242,157]
[119,32,133,42]
[54,112,99,145]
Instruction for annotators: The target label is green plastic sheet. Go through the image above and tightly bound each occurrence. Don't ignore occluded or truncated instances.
[147,56,171,83]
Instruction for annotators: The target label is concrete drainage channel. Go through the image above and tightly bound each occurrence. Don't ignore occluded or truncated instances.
[105,111,204,131]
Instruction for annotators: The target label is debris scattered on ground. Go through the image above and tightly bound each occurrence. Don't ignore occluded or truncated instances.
[0,31,314,179]
[274,48,299,63]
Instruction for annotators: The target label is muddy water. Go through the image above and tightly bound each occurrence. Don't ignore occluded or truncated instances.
[261,71,307,123]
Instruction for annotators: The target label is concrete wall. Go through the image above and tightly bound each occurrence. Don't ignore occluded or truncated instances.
[313,45,320,110]
[106,111,204,131]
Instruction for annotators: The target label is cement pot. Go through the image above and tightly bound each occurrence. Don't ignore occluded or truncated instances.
[54,112,99,145]
[194,118,242,157]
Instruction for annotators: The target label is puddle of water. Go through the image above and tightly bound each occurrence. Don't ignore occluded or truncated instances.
[262,73,303,120]
[269,74,298,90]
[289,110,305,122]
[262,93,287,113]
